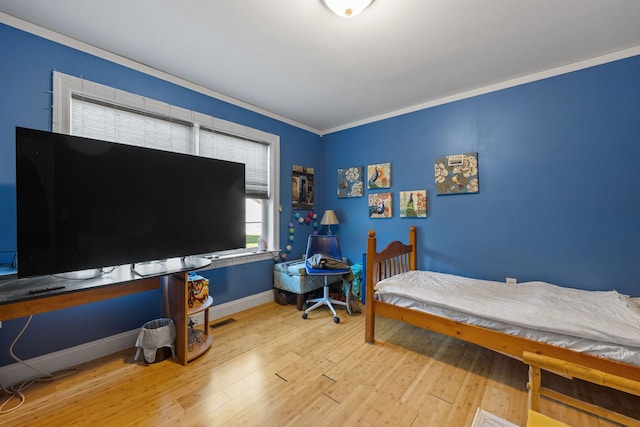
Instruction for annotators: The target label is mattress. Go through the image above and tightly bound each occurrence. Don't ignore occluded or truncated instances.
[375,270,640,366]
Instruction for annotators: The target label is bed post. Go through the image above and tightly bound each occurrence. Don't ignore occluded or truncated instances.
[365,230,377,344]
[409,225,417,271]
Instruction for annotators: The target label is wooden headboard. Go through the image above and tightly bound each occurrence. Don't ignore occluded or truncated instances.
[366,226,416,284]
[365,226,417,342]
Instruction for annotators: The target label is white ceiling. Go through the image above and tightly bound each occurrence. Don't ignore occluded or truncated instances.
[1,0,640,135]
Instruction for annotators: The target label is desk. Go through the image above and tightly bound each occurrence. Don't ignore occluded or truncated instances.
[0,257,212,366]
[0,257,210,321]
[0,275,160,321]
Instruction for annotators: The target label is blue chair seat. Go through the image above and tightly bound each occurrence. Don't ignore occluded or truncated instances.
[304,266,350,276]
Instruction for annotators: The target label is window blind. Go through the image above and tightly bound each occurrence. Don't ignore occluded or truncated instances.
[199,127,270,199]
[71,95,193,155]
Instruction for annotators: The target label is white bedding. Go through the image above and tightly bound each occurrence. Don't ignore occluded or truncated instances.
[375,270,640,365]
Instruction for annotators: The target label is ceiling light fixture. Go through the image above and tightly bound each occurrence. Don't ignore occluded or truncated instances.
[323,0,374,18]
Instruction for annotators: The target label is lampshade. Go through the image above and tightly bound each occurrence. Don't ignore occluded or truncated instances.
[323,0,374,18]
[320,210,339,235]
[320,210,339,225]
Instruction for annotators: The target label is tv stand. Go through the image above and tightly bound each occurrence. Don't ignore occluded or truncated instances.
[0,274,161,321]
[0,257,212,367]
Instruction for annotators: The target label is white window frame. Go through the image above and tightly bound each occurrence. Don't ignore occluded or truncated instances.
[52,71,280,267]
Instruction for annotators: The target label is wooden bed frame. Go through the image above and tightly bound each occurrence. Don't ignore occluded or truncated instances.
[524,351,640,426]
[364,226,640,385]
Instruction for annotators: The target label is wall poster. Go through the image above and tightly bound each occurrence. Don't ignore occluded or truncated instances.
[368,192,392,218]
[292,165,314,209]
[337,166,364,198]
[434,152,479,195]
[367,162,391,189]
[399,190,427,218]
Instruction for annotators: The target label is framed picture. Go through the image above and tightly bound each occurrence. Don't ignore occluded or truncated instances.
[367,162,391,189]
[400,190,427,218]
[337,166,364,198]
[368,192,392,218]
[292,165,314,209]
[434,152,479,195]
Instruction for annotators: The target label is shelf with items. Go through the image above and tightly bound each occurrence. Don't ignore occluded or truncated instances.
[164,273,213,365]
[186,295,213,361]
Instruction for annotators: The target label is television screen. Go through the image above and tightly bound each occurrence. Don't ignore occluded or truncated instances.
[16,127,246,278]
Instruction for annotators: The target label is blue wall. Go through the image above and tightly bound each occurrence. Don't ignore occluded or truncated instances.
[0,23,324,366]
[322,56,640,297]
[2,21,639,367]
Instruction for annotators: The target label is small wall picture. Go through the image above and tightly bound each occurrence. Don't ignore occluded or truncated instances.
[292,165,314,209]
[400,190,427,218]
[337,166,364,198]
[368,192,392,218]
[434,152,479,195]
[367,162,391,189]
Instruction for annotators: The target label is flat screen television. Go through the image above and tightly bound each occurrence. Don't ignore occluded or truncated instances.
[16,127,246,279]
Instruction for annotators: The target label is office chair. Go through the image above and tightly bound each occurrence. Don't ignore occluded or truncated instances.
[302,234,350,323]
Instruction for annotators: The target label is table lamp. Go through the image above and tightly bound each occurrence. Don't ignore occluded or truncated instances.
[320,210,339,235]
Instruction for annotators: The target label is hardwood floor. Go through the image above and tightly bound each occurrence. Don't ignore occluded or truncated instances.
[1,301,639,426]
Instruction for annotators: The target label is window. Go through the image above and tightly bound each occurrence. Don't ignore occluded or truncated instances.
[245,199,263,248]
[52,71,280,262]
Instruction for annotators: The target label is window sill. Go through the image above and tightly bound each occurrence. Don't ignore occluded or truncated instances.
[201,250,279,269]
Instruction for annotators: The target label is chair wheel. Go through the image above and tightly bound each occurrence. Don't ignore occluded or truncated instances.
[302,312,308,319]
[334,316,340,323]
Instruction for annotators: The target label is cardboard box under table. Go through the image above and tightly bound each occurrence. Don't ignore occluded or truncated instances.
[273,259,342,310]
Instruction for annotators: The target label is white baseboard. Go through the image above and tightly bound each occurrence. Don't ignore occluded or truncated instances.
[188,289,273,325]
[0,329,138,388]
[0,290,274,386]
[210,290,273,320]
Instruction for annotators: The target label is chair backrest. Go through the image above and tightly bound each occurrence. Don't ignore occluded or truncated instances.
[305,235,343,261]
